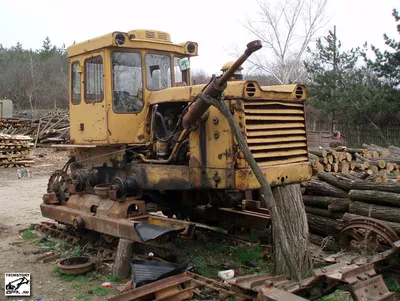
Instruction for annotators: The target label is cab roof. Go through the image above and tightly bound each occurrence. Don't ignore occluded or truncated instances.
[67,29,198,58]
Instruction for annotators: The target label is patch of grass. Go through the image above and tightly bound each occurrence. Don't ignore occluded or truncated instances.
[53,268,101,283]
[226,296,236,301]
[72,245,82,257]
[317,290,351,300]
[92,286,112,296]
[76,292,91,301]
[104,275,123,283]
[191,255,218,277]
[21,229,41,243]
[386,278,400,293]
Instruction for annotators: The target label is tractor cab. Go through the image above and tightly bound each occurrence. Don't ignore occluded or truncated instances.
[67,30,198,145]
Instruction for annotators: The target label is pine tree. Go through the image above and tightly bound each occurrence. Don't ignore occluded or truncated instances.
[304,26,362,124]
[366,9,400,87]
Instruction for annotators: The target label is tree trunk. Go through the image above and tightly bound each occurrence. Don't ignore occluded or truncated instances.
[349,201,400,223]
[304,178,348,197]
[200,93,312,281]
[349,190,400,207]
[307,213,344,237]
[113,239,134,278]
[343,213,400,234]
[272,184,312,279]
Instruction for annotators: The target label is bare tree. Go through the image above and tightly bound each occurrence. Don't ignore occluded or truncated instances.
[244,0,328,84]
[192,69,211,85]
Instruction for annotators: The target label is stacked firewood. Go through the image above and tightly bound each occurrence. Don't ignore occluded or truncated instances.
[303,171,400,250]
[0,110,69,145]
[0,133,34,168]
[309,144,400,182]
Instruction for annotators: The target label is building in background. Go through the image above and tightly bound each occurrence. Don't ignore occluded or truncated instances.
[0,98,13,118]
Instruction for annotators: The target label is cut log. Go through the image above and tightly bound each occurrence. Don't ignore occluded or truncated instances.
[349,201,400,223]
[343,212,400,234]
[332,163,339,173]
[302,195,350,211]
[339,161,350,173]
[328,200,350,213]
[310,149,327,158]
[348,189,400,207]
[304,178,348,198]
[324,164,332,172]
[305,206,343,219]
[327,154,334,164]
[320,157,328,165]
[317,171,400,193]
[307,213,344,237]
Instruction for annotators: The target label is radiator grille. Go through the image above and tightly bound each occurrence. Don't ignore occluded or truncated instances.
[243,100,308,166]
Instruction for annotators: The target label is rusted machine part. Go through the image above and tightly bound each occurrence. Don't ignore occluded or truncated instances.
[46,170,72,204]
[194,205,270,231]
[57,256,94,275]
[182,40,262,129]
[228,241,400,301]
[34,222,116,259]
[339,217,399,254]
[108,271,253,301]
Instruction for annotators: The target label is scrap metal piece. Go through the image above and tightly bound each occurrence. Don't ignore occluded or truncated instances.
[57,256,94,275]
[351,275,397,301]
[131,260,187,287]
[340,217,399,254]
[257,286,309,301]
[108,272,193,301]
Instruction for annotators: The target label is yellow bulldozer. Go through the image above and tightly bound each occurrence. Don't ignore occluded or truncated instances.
[41,29,311,241]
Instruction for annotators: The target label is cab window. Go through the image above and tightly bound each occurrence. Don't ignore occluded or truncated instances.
[173,56,183,85]
[146,53,171,90]
[112,52,144,113]
[71,62,81,105]
[85,56,104,103]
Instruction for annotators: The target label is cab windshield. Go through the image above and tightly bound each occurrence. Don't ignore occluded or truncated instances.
[146,53,171,91]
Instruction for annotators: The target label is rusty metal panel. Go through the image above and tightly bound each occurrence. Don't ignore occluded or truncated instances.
[235,161,311,190]
[257,286,309,301]
[130,164,191,190]
[107,273,192,301]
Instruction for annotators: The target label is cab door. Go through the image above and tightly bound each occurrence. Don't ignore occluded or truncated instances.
[69,52,108,144]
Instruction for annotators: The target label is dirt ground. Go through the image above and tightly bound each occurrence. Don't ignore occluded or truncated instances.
[0,148,119,301]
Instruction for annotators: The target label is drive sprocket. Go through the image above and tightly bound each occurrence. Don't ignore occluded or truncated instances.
[47,170,72,204]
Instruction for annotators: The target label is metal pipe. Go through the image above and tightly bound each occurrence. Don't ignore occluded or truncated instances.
[182,40,262,129]
[138,129,188,164]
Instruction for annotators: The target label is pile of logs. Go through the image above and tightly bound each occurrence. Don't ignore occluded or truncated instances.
[308,144,400,182]
[0,110,70,145]
[303,171,400,250]
[0,133,34,168]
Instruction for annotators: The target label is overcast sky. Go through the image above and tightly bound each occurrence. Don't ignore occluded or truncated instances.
[1,0,398,75]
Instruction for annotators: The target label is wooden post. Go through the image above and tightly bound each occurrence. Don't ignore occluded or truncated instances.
[113,239,134,279]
